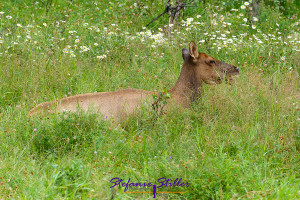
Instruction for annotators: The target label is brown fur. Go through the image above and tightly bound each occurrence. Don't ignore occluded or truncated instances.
[28,42,239,122]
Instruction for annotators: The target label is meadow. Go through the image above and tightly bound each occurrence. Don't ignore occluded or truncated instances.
[0,0,299,199]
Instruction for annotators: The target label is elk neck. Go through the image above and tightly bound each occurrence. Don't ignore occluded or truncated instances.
[169,63,203,107]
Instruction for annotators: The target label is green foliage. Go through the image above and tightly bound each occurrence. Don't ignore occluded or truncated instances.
[0,0,299,199]
[31,112,106,156]
[152,90,171,115]
[43,160,91,198]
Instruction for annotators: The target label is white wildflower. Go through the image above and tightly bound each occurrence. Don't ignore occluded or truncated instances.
[187,18,194,22]
[97,55,107,60]
[146,30,152,36]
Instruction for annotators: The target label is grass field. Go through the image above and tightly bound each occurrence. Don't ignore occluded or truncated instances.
[0,0,299,199]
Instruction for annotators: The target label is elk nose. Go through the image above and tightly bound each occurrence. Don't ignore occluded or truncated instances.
[234,66,240,72]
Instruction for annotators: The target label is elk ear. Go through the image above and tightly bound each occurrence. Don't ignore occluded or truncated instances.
[189,41,199,59]
[182,48,190,61]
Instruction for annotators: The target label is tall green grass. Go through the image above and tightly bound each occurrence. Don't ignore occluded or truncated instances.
[0,0,299,199]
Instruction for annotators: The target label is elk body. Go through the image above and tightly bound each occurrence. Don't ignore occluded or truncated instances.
[29,42,239,122]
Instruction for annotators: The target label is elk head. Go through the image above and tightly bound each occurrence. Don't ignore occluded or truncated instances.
[182,41,240,84]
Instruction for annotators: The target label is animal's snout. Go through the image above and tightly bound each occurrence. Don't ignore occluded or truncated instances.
[234,66,240,73]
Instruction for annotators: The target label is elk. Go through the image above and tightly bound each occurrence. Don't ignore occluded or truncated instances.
[28,41,239,122]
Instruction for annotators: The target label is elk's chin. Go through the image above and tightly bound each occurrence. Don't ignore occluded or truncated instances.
[225,75,239,84]
[225,79,234,84]
[204,80,217,85]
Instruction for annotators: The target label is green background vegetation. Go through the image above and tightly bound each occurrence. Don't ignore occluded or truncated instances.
[0,0,299,199]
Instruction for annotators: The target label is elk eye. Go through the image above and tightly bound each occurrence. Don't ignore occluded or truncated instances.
[210,60,215,64]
